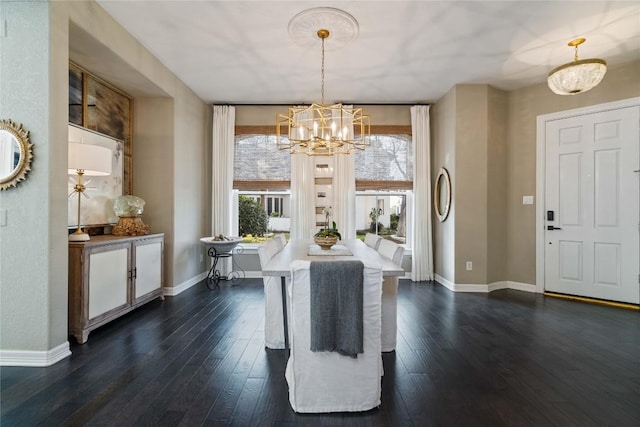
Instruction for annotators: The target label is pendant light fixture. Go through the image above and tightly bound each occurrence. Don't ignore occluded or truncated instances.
[547,38,607,95]
[276,8,370,156]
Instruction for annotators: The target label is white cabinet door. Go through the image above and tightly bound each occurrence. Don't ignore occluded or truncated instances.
[88,246,129,319]
[134,239,163,299]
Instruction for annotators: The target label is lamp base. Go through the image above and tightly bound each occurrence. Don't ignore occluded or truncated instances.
[69,230,90,242]
[112,216,149,236]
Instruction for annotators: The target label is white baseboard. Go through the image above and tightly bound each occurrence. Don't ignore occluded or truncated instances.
[163,272,207,296]
[435,274,455,291]
[434,275,536,294]
[455,283,491,292]
[505,281,537,293]
[0,341,71,367]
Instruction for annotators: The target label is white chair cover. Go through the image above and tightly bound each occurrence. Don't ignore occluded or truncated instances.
[376,239,405,352]
[258,244,286,349]
[266,237,282,258]
[364,233,382,250]
[377,239,404,265]
[285,260,383,413]
[275,233,287,248]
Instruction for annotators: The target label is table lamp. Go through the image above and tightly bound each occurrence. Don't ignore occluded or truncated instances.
[68,142,112,241]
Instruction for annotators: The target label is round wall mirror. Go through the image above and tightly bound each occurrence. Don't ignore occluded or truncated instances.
[0,119,33,190]
[434,167,451,222]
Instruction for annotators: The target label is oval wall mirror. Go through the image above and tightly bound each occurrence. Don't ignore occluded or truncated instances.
[434,167,451,222]
[0,119,34,191]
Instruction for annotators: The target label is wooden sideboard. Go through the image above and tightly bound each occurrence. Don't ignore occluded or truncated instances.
[68,234,164,343]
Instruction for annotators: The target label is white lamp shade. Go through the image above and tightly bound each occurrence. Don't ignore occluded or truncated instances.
[68,142,112,176]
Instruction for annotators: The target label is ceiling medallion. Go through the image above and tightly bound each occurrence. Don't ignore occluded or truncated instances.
[288,7,359,50]
[277,8,370,156]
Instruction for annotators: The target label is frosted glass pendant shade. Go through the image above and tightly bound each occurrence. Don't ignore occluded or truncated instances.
[547,59,607,95]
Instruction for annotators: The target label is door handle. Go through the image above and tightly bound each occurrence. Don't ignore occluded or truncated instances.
[547,226,562,230]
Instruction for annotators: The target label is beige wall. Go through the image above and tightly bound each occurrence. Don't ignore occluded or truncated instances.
[432,84,509,286]
[431,88,456,282]
[66,1,211,290]
[454,85,489,283]
[506,59,640,285]
[1,0,210,359]
[0,1,70,353]
[486,86,508,284]
[432,60,640,288]
[134,99,176,284]
[236,104,411,126]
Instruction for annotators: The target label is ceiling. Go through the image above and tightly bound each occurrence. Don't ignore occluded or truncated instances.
[95,1,640,105]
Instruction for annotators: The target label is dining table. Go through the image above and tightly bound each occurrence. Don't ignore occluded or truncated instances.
[261,238,405,350]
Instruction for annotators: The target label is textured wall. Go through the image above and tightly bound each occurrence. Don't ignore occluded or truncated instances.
[454,85,489,284]
[486,87,508,284]
[506,60,640,286]
[431,87,456,283]
[1,0,210,359]
[66,1,210,290]
[0,1,69,352]
[236,105,411,126]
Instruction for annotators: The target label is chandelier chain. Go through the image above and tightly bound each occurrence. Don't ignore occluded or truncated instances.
[574,44,579,62]
[321,35,325,105]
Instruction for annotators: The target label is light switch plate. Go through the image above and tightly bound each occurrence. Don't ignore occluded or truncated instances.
[522,195,534,205]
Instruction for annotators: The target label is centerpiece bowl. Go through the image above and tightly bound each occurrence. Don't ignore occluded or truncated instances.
[314,235,339,250]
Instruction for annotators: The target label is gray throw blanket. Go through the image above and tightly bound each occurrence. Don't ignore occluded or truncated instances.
[309,260,364,358]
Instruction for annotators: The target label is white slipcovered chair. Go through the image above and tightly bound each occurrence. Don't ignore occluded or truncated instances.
[376,239,405,352]
[364,232,382,250]
[274,233,287,248]
[258,240,286,349]
[285,259,383,413]
[266,236,283,258]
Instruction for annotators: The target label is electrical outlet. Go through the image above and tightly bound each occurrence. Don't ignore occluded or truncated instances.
[466,261,473,271]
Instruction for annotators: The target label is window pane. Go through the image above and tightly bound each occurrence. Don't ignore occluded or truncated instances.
[356,191,408,244]
[354,134,412,181]
[234,134,291,181]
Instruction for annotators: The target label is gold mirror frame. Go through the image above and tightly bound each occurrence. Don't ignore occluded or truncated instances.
[0,119,34,191]
[434,167,451,222]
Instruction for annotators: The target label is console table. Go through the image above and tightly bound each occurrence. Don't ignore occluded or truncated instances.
[68,234,164,343]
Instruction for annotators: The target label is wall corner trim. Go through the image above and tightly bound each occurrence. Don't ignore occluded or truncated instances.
[0,342,71,367]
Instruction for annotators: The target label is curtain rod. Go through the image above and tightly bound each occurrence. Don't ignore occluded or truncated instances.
[212,103,430,107]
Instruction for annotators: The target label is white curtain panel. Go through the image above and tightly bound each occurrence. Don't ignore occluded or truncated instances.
[410,105,434,281]
[332,105,356,240]
[290,107,316,240]
[211,105,236,264]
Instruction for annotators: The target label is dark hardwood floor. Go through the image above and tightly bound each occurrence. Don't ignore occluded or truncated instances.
[2,279,639,426]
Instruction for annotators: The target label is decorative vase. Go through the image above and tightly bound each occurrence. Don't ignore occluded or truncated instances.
[112,195,149,236]
[314,235,338,250]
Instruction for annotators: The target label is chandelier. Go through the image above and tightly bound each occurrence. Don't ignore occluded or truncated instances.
[276,21,370,156]
[547,38,607,95]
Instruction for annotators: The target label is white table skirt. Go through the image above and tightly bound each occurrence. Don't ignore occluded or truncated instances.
[262,239,404,351]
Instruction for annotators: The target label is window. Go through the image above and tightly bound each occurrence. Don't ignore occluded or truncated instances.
[354,133,412,246]
[354,134,412,190]
[356,191,411,246]
[234,133,291,238]
[234,134,290,189]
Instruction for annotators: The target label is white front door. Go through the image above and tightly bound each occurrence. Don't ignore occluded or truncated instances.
[544,105,639,304]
